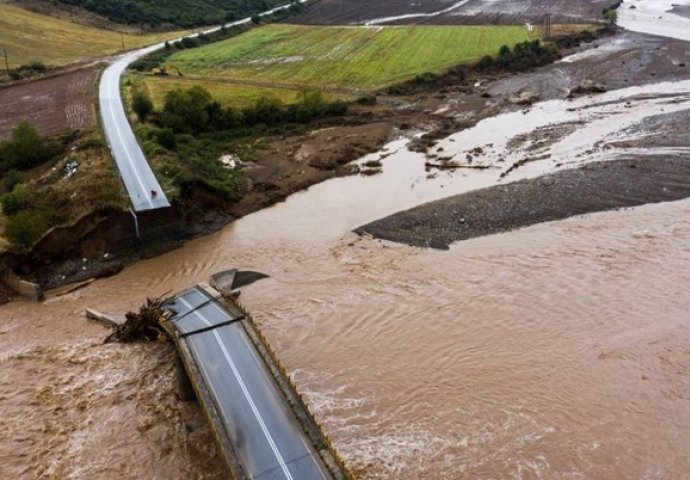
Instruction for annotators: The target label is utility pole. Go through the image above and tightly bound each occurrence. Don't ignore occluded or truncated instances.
[543,13,552,40]
[3,49,9,75]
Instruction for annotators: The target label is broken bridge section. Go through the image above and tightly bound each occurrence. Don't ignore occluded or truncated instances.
[163,286,342,480]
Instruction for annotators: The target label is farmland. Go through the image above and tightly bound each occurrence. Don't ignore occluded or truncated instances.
[131,75,356,109]
[160,24,538,95]
[0,3,190,68]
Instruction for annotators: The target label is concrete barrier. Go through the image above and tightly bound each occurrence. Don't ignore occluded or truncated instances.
[2,272,43,301]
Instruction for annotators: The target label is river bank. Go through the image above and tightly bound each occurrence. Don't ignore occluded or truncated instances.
[1,26,613,294]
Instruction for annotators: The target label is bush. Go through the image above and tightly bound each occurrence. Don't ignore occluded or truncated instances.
[4,210,49,248]
[1,184,29,214]
[162,86,214,133]
[475,40,559,72]
[0,121,51,171]
[7,62,49,80]
[131,88,154,122]
[356,95,377,106]
[2,170,24,193]
[156,128,177,150]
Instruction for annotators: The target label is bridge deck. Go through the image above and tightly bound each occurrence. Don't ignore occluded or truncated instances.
[165,286,331,480]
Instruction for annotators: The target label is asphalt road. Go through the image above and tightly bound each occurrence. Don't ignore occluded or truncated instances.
[167,287,331,480]
[99,46,170,211]
[98,0,309,212]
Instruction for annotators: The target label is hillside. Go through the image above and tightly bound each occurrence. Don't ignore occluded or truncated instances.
[0,3,190,67]
[37,0,290,28]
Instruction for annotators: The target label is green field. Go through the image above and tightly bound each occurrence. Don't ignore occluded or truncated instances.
[0,3,191,67]
[132,75,356,109]
[163,24,538,93]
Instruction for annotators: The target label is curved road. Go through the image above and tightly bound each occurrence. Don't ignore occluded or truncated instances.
[99,1,307,212]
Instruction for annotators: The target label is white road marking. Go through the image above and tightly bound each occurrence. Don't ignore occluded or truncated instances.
[99,0,309,212]
[104,95,155,210]
[177,295,295,480]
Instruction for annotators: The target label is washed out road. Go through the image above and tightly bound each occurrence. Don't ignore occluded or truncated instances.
[167,287,331,480]
[98,1,308,212]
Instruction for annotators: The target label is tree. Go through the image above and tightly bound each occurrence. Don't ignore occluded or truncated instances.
[0,121,50,171]
[131,88,154,122]
[251,14,261,24]
[4,210,48,248]
[162,86,213,133]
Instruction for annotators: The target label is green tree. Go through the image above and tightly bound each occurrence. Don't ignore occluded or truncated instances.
[4,210,48,248]
[0,122,50,171]
[1,183,29,215]
[2,170,24,193]
[131,88,154,122]
[162,86,213,133]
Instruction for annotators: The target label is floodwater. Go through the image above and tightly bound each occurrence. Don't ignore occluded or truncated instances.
[2,0,690,478]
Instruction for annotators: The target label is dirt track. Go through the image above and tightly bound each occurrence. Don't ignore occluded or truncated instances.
[0,67,99,140]
[291,0,613,25]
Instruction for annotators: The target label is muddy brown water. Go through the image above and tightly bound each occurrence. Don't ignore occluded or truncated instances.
[3,0,690,477]
[2,143,690,478]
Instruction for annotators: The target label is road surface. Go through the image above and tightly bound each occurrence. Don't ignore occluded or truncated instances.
[167,287,332,480]
[98,1,309,212]
[99,46,170,211]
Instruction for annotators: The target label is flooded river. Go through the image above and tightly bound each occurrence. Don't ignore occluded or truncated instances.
[2,0,690,478]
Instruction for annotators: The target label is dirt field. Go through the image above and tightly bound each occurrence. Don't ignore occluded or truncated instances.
[292,0,613,25]
[0,67,99,140]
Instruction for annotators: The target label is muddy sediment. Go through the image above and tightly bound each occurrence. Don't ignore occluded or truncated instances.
[356,156,690,249]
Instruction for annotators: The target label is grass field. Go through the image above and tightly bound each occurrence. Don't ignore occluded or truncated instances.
[0,3,191,67]
[131,75,357,109]
[162,24,538,92]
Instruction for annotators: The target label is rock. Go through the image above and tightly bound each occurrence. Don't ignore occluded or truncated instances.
[567,81,607,98]
[511,91,540,106]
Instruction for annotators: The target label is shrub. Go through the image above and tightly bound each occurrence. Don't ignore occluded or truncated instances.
[131,88,154,122]
[0,121,51,171]
[1,184,29,214]
[357,95,377,106]
[156,128,177,150]
[2,170,24,193]
[4,210,49,248]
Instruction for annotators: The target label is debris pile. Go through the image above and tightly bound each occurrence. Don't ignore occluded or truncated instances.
[104,296,173,343]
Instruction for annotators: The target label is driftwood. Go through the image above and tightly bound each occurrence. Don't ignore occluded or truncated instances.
[104,296,174,343]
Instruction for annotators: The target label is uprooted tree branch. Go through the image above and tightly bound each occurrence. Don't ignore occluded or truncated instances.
[104,296,174,343]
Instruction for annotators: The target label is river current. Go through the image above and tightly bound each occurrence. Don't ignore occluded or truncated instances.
[1,0,690,478]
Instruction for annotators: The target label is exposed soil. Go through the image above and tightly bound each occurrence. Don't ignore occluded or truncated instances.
[5,23,685,295]
[291,0,614,25]
[0,66,99,140]
[356,156,690,249]
[488,32,690,101]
